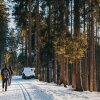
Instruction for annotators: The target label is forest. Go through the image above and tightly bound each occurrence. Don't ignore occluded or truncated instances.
[0,0,100,92]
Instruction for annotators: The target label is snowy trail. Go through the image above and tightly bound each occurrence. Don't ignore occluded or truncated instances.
[0,77,32,100]
[16,79,53,100]
[0,76,53,100]
[0,76,100,100]
[17,81,32,100]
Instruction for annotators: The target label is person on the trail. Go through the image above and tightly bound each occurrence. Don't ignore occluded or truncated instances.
[1,65,10,91]
[8,66,13,86]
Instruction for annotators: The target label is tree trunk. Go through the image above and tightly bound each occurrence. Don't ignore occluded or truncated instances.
[35,0,39,78]
[42,67,44,81]
[83,0,88,91]
[47,62,50,82]
[59,54,64,85]
[53,54,57,83]
[93,20,97,91]
[93,43,97,91]
[65,58,69,86]
[74,0,83,91]
[57,56,60,84]
[39,49,42,81]
[28,0,32,67]
[71,0,73,36]
[25,30,28,66]
[72,62,76,89]
[76,60,83,91]
[84,53,89,91]
[89,0,95,92]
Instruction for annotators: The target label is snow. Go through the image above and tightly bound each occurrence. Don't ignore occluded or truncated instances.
[0,76,100,100]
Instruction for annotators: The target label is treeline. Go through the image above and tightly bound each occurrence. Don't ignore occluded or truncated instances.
[2,0,100,92]
[0,0,8,68]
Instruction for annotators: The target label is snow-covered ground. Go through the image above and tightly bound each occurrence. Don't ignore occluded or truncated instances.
[0,76,100,100]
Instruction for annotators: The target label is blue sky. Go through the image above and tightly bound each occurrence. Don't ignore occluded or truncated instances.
[4,0,16,29]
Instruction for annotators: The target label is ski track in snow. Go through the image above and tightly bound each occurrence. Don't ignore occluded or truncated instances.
[17,81,32,100]
[17,79,53,100]
[0,76,100,100]
[0,76,53,100]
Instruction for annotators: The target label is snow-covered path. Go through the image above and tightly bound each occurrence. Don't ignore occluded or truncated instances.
[0,76,100,100]
[0,76,53,100]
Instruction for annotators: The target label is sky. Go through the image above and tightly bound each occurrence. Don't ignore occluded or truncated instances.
[4,0,16,29]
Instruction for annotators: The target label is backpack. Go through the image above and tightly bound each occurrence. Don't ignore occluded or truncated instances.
[3,69,9,79]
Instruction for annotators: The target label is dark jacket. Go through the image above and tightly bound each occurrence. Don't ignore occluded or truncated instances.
[1,67,10,79]
[9,67,13,75]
